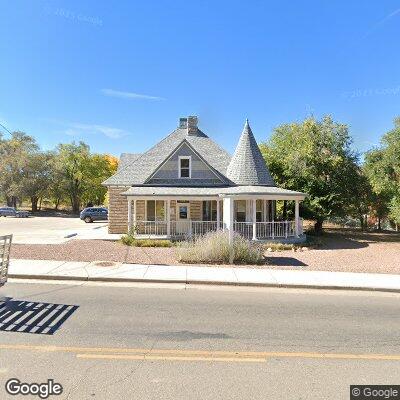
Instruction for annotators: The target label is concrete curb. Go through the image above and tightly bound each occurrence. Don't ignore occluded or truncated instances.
[8,273,400,294]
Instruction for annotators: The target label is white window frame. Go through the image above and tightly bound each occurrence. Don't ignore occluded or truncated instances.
[176,202,190,220]
[145,200,166,222]
[178,156,191,179]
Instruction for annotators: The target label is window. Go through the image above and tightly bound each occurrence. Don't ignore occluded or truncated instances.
[202,201,217,221]
[256,200,263,222]
[235,200,246,222]
[179,205,188,219]
[146,200,165,221]
[179,156,191,178]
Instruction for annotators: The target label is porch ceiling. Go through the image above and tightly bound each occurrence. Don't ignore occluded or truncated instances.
[122,186,306,200]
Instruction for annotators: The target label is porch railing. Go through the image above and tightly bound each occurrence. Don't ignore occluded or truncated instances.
[0,234,12,287]
[233,220,299,240]
[131,220,302,240]
[132,221,168,236]
[132,220,219,237]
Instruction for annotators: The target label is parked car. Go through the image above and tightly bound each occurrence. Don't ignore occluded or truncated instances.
[0,207,30,218]
[80,207,108,223]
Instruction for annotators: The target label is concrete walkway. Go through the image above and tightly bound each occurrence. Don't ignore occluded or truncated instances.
[7,258,400,292]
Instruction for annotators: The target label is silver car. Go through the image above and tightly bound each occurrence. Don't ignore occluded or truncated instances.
[0,207,29,218]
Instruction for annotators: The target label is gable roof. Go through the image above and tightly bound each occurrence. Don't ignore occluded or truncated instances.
[117,153,141,171]
[103,126,231,186]
[145,139,229,185]
[226,120,275,186]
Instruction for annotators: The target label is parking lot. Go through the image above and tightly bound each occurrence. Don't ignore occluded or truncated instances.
[0,216,111,244]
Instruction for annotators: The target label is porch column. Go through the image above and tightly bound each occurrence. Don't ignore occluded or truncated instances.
[272,200,275,222]
[295,199,300,237]
[252,198,257,241]
[166,199,171,237]
[271,200,275,239]
[133,199,137,235]
[263,200,267,222]
[223,197,234,244]
[127,198,132,233]
[216,199,221,230]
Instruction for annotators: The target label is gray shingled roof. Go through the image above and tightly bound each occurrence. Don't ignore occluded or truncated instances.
[122,186,306,198]
[103,127,231,186]
[226,120,275,186]
[117,153,141,171]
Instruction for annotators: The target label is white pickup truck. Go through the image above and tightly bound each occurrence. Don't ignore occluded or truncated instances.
[0,235,12,288]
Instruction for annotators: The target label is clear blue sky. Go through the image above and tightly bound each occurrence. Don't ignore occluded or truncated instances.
[1,1,400,156]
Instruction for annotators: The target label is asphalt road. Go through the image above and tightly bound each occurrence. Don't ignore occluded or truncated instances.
[0,216,107,244]
[0,281,399,399]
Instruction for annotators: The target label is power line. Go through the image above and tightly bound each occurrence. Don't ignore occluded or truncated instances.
[0,123,12,135]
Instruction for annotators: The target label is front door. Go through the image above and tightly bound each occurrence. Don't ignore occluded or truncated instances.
[176,203,190,235]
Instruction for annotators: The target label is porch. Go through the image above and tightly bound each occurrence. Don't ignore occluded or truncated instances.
[131,219,303,241]
[126,195,305,242]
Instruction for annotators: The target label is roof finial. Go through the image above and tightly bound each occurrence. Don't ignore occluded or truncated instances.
[243,118,251,134]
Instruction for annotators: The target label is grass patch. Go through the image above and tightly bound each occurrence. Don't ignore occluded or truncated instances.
[264,242,294,251]
[176,231,264,265]
[120,235,173,247]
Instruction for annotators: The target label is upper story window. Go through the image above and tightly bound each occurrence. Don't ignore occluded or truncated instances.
[179,156,191,178]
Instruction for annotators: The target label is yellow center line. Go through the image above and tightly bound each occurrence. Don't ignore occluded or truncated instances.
[76,354,266,363]
[1,344,400,361]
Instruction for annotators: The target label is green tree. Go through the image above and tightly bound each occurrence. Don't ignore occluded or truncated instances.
[0,131,39,207]
[21,151,54,211]
[55,142,91,212]
[82,154,118,206]
[346,168,373,230]
[260,116,359,233]
[364,118,400,228]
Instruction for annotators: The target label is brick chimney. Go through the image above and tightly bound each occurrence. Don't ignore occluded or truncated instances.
[187,116,198,135]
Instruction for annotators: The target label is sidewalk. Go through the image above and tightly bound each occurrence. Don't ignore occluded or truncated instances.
[7,259,400,292]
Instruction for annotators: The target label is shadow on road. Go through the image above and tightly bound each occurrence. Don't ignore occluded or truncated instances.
[0,297,78,335]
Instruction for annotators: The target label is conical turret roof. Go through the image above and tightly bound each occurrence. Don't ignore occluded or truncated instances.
[226,120,275,186]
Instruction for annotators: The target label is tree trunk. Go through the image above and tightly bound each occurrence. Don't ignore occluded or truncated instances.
[378,217,382,231]
[31,196,38,212]
[71,196,80,213]
[359,216,365,231]
[314,218,324,234]
[11,196,17,208]
[38,197,43,211]
[6,196,13,207]
[55,198,60,211]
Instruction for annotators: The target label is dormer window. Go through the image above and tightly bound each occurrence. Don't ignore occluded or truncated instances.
[179,156,191,178]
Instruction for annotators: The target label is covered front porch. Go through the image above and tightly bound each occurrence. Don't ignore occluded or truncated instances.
[124,189,305,242]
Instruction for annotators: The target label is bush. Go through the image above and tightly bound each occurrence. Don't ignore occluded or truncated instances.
[176,231,264,265]
[120,235,172,247]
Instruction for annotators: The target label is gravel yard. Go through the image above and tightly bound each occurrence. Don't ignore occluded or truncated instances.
[10,229,400,274]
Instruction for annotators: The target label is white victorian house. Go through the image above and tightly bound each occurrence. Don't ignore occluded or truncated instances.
[103,116,307,243]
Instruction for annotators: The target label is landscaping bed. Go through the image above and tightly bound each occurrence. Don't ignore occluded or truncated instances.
[9,229,400,274]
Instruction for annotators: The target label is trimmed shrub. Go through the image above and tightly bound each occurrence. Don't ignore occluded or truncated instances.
[120,235,172,247]
[176,231,264,265]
